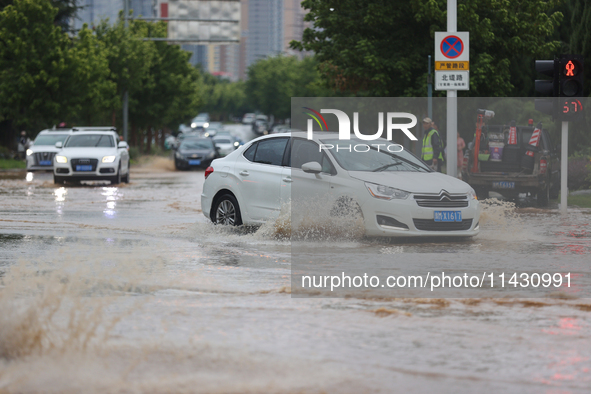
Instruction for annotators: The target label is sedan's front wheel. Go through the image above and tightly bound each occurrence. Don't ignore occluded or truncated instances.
[213,194,242,226]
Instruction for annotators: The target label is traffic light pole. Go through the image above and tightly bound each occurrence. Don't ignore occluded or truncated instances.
[561,121,568,214]
[446,0,458,178]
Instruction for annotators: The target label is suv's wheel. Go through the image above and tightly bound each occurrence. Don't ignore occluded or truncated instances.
[110,164,121,185]
[53,174,64,185]
[537,184,550,207]
[122,163,130,183]
[213,194,242,226]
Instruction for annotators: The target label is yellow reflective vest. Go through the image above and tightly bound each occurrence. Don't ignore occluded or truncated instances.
[422,128,444,161]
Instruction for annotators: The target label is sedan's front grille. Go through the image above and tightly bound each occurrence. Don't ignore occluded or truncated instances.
[414,192,469,208]
[413,219,473,231]
[33,152,56,166]
[184,155,203,160]
[71,158,98,171]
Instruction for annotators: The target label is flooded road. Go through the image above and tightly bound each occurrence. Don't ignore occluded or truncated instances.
[1,138,591,392]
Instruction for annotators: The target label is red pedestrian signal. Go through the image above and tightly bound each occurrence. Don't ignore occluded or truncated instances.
[559,55,583,98]
[565,60,575,77]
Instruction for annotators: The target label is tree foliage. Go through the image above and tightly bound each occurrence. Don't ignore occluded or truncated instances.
[198,73,250,121]
[291,0,563,97]
[0,0,201,151]
[0,0,70,131]
[246,55,332,119]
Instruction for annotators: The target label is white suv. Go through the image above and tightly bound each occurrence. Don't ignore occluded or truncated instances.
[26,128,72,171]
[53,127,130,185]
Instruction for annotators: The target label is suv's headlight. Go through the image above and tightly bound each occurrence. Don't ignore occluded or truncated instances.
[26,149,33,156]
[102,156,116,163]
[365,182,409,200]
[55,155,67,163]
[468,188,477,200]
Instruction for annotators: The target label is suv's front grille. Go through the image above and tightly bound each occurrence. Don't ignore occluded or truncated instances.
[414,192,469,208]
[413,219,473,231]
[34,152,56,166]
[71,158,98,171]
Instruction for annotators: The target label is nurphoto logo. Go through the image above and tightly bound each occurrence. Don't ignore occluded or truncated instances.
[303,107,418,153]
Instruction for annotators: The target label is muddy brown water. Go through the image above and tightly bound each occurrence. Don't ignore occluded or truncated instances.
[0,155,590,393]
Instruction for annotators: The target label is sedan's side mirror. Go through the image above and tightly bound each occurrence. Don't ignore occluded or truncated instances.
[118,141,128,149]
[55,141,63,149]
[301,161,322,174]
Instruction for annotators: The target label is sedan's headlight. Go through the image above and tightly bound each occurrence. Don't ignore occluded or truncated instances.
[468,188,477,200]
[208,151,215,158]
[26,149,33,156]
[365,182,409,200]
[175,151,183,159]
[233,141,239,147]
[102,156,116,163]
[55,155,67,164]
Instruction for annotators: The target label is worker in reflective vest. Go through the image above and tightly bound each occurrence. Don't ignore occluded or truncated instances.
[421,117,444,172]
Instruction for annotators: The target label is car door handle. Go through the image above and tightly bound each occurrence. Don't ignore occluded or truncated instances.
[239,171,249,176]
[282,177,293,183]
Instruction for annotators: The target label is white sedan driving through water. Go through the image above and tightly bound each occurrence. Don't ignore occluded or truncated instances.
[201,132,480,237]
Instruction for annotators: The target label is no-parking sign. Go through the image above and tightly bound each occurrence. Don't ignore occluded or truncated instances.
[435,32,469,90]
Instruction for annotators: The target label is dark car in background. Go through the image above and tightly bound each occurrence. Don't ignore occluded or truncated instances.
[252,115,269,135]
[174,138,220,170]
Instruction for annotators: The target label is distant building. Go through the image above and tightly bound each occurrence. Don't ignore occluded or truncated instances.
[73,0,310,81]
[238,0,310,79]
[73,0,155,30]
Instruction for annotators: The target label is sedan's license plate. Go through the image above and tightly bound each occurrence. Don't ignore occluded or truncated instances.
[188,159,201,165]
[76,165,93,171]
[434,211,462,222]
[492,181,515,189]
[39,160,52,166]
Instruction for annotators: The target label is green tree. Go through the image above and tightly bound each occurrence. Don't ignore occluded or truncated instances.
[0,0,70,141]
[198,72,251,121]
[291,0,562,97]
[246,55,331,119]
[65,26,118,125]
[0,0,82,32]
[130,21,201,151]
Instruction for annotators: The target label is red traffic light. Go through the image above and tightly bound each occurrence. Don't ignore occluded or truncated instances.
[559,55,584,97]
[564,60,580,77]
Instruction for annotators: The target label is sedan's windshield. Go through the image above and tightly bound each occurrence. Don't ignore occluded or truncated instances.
[33,134,69,146]
[65,134,115,148]
[180,139,213,150]
[321,139,431,173]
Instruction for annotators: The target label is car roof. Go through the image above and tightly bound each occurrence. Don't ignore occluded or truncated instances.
[245,131,354,145]
[71,126,117,132]
[69,130,118,135]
